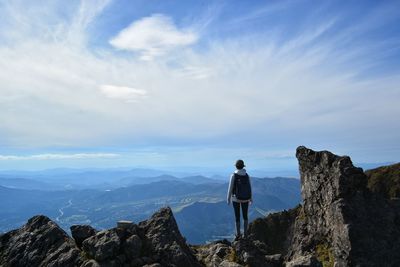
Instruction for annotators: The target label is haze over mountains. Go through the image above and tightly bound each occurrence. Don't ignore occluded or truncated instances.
[0,162,392,244]
[1,147,399,266]
[0,168,301,244]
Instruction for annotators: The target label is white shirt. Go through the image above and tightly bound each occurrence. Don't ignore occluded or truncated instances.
[227,168,252,204]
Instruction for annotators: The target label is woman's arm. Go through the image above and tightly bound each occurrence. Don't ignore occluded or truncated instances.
[249,174,253,203]
[227,174,234,204]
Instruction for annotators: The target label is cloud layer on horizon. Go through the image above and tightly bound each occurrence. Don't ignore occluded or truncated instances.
[0,0,399,166]
[0,153,119,161]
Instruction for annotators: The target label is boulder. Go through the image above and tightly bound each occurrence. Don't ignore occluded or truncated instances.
[82,229,121,262]
[193,239,233,266]
[123,234,142,259]
[0,215,82,267]
[70,224,97,248]
[139,207,202,267]
[248,206,299,255]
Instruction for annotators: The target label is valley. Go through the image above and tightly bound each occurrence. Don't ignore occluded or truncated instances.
[0,170,300,244]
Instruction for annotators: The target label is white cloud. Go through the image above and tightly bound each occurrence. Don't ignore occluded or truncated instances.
[99,85,147,103]
[0,2,399,163]
[178,66,212,80]
[109,14,198,60]
[0,153,120,160]
[68,0,112,45]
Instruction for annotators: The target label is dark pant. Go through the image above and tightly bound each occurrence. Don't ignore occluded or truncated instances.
[233,201,248,222]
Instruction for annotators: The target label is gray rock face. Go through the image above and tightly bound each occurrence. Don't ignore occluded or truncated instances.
[248,207,299,256]
[80,222,146,266]
[193,238,282,267]
[70,224,97,249]
[1,207,202,267]
[82,229,122,262]
[124,234,142,259]
[244,146,400,267]
[232,238,281,267]
[139,207,202,267]
[0,215,82,267]
[194,239,234,266]
[79,207,205,266]
[286,146,400,266]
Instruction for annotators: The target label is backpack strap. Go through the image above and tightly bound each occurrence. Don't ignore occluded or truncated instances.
[232,173,238,196]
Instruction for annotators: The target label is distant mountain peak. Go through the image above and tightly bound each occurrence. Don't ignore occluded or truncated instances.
[2,147,399,266]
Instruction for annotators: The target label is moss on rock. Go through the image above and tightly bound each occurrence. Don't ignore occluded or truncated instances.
[315,243,334,267]
[365,162,400,199]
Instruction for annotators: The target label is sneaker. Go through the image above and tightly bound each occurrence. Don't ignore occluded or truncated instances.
[234,234,242,241]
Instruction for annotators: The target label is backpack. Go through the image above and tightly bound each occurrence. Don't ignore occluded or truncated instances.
[233,173,251,200]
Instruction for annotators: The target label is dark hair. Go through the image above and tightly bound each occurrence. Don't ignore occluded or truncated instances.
[235,159,245,170]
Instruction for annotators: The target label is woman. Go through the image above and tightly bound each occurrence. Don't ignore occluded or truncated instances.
[227,159,252,239]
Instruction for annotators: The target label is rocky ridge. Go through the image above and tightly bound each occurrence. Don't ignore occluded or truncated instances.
[287,146,400,266]
[249,146,400,266]
[1,146,399,267]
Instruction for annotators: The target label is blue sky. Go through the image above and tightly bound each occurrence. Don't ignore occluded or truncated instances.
[0,0,399,173]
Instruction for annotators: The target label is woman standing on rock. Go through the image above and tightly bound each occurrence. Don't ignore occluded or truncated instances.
[227,159,252,239]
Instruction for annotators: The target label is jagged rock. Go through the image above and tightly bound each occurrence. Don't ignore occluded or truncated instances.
[80,221,144,266]
[365,162,400,199]
[82,229,121,262]
[82,259,100,267]
[117,220,134,229]
[139,207,202,267]
[193,239,234,267]
[71,224,97,249]
[286,146,400,266]
[1,207,203,267]
[232,238,279,267]
[0,215,82,267]
[242,147,400,266]
[124,234,142,259]
[248,207,299,255]
[219,260,243,267]
[285,254,322,267]
[265,254,282,265]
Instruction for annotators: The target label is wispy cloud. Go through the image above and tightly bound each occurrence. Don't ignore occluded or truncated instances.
[0,1,399,164]
[0,153,120,161]
[229,0,297,25]
[99,85,147,103]
[68,0,112,45]
[109,14,198,60]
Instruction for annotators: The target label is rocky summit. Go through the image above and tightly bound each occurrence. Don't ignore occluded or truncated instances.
[1,146,399,267]
[249,146,400,267]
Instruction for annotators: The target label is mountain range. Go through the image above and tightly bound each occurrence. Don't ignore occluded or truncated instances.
[1,147,398,266]
[0,171,300,244]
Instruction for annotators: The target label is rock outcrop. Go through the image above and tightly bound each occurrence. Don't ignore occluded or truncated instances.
[365,162,400,199]
[193,238,282,267]
[249,146,400,267]
[0,215,82,267]
[70,224,97,249]
[1,146,399,267]
[138,207,201,267]
[0,207,206,267]
[286,146,400,266]
[248,207,299,256]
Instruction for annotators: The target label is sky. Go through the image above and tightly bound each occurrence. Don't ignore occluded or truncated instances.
[0,0,399,173]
